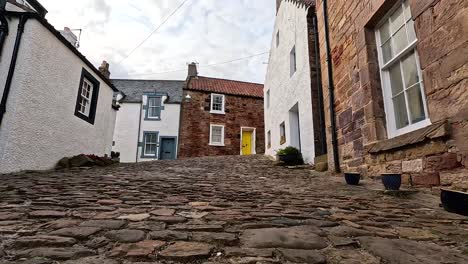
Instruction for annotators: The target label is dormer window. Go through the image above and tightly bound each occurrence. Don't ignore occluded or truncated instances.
[147,96,162,120]
[210,93,225,114]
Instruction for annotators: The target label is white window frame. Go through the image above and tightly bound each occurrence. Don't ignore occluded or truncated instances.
[210,93,225,114]
[375,0,430,138]
[147,96,162,119]
[143,133,158,157]
[78,78,93,117]
[209,124,225,146]
[290,45,297,77]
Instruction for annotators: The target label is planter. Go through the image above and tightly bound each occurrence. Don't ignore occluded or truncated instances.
[277,154,303,165]
[344,173,361,185]
[382,173,402,190]
[441,189,468,216]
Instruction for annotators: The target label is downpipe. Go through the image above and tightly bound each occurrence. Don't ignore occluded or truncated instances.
[0,14,28,127]
[322,0,341,173]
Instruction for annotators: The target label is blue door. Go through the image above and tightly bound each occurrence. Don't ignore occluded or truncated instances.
[159,138,176,160]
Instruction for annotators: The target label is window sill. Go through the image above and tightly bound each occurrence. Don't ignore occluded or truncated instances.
[367,120,450,154]
[210,111,225,115]
[209,143,225,147]
[144,117,161,121]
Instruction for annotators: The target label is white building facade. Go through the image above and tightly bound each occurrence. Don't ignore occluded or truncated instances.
[0,1,118,174]
[264,0,326,164]
[112,80,184,163]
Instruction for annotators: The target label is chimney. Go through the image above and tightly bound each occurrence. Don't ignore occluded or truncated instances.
[276,0,282,13]
[188,62,198,78]
[99,61,111,79]
[59,27,78,48]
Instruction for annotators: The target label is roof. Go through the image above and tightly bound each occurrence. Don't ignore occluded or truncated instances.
[187,76,264,98]
[112,79,185,104]
[5,11,119,92]
[291,0,315,7]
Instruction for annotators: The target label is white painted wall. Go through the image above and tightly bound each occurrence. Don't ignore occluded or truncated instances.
[112,95,181,163]
[0,17,117,174]
[264,1,316,164]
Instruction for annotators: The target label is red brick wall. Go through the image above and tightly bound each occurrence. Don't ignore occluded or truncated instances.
[178,90,265,158]
[314,0,467,185]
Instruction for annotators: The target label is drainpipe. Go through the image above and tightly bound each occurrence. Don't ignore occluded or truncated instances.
[0,14,28,128]
[0,0,8,57]
[311,11,327,156]
[135,102,143,163]
[322,0,341,173]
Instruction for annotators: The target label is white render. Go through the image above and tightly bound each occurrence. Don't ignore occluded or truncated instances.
[264,1,316,164]
[0,16,117,174]
[112,95,181,163]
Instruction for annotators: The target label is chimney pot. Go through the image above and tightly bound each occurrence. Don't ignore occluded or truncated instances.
[188,62,198,78]
[99,60,111,79]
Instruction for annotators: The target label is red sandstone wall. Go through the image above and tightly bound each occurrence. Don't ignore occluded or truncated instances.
[314,0,467,187]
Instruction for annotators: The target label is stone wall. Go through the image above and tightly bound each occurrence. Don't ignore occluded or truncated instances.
[178,90,265,158]
[314,0,467,189]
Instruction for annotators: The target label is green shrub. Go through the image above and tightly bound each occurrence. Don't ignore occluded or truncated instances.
[276,146,300,156]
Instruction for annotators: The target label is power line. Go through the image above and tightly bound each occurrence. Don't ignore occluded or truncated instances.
[114,51,270,78]
[117,0,190,65]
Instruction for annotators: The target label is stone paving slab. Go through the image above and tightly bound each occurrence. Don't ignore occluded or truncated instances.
[0,155,467,263]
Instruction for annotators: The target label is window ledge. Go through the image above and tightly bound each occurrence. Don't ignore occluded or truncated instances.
[209,143,225,147]
[210,111,225,115]
[144,117,161,121]
[367,120,450,154]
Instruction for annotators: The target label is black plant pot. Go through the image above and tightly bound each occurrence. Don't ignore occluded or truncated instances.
[344,173,361,185]
[441,189,468,216]
[382,173,402,190]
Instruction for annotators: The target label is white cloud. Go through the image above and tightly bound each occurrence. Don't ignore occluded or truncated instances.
[39,0,275,83]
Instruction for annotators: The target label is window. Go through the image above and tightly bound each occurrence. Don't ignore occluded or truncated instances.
[75,69,100,124]
[290,46,296,77]
[276,31,280,48]
[266,90,270,109]
[143,132,158,157]
[376,0,429,138]
[210,94,225,114]
[210,125,225,146]
[280,122,286,145]
[267,131,271,149]
[147,96,162,119]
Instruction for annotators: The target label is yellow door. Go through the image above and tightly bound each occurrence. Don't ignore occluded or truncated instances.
[242,131,252,155]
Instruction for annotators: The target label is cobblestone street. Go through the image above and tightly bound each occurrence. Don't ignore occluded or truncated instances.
[0,155,467,264]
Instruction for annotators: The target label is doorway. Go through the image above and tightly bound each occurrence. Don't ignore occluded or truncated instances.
[241,127,256,155]
[289,103,301,150]
[159,137,177,160]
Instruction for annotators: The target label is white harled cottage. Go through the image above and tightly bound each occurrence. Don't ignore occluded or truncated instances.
[0,0,118,174]
[264,0,327,165]
[111,80,184,163]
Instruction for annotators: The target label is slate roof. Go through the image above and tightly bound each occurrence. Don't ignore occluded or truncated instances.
[112,79,185,104]
[187,76,264,98]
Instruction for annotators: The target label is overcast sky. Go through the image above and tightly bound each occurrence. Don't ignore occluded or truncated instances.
[39,0,275,83]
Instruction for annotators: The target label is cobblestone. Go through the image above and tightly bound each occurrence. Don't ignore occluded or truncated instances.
[0,155,467,263]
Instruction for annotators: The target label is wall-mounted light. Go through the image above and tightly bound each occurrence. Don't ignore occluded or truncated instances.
[185,93,192,102]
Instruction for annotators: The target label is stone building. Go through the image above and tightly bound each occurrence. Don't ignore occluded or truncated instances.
[178,63,265,158]
[0,0,118,174]
[271,0,467,189]
[111,80,184,163]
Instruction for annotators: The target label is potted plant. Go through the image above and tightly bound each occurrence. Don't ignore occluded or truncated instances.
[344,172,361,185]
[440,189,468,216]
[382,173,402,190]
[276,146,303,165]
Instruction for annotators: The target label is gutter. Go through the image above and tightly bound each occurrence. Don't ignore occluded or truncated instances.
[322,0,341,173]
[0,14,28,128]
